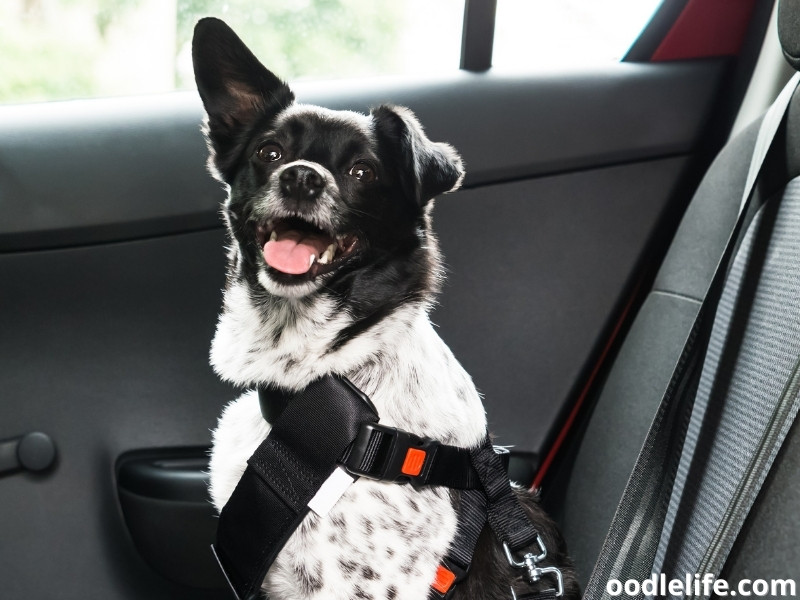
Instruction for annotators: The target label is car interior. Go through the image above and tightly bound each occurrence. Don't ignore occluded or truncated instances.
[2,0,799,598]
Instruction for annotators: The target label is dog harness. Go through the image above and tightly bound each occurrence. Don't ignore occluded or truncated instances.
[212,375,564,600]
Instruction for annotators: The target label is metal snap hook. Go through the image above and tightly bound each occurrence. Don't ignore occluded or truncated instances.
[503,537,565,597]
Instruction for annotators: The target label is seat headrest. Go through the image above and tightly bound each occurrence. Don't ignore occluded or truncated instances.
[779,0,800,70]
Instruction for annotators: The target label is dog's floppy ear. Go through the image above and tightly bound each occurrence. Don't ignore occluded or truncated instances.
[371,104,464,206]
[192,17,294,181]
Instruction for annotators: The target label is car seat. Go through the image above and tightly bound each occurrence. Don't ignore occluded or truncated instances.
[550,0,800,594]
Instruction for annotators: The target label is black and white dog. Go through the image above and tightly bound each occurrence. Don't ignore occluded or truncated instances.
[193,17,577,600]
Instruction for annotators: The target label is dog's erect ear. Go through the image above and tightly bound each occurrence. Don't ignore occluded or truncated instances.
[192,17,294,181]
[371,105,464,206]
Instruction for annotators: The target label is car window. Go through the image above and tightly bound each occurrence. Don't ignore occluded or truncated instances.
[1,0,661,105]
[493,0,663,69]
[0,0,463,105]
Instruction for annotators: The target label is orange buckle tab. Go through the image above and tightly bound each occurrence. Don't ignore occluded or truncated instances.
[431,564,457,594]
[401,447,427,476]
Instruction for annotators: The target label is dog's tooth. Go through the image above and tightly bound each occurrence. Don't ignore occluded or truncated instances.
[309,254,316,267]
[319,244,336,265]
[269,231,278,242]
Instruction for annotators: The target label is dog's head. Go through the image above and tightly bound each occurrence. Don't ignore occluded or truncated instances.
[192,18,464,313]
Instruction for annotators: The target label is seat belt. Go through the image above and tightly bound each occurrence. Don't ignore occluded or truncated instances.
[583,72,800,600]
[693,355,800,584]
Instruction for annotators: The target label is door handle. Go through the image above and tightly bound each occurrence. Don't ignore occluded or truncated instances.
[0,432,57,477]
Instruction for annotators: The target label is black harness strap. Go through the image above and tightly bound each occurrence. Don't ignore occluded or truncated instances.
[217,376,559,600]
[341,422,481,489]
[213,375,379,600]
[428,487,487,598]
[430,440,562,600]
[471,437,539,551]
[257,385,292,424]
[261,384,481,490]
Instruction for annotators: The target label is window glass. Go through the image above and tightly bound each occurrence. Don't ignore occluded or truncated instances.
[493,0,663,69]
[2,0,663,105]
[0,0,463,105]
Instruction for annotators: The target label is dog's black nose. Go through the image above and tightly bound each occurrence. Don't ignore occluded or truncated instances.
[279,165,326,203]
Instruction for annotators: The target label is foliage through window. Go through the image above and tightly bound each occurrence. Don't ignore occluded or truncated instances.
[0,0,661,105]
[0,0,462,104]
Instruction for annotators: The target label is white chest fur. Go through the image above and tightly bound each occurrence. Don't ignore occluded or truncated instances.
[208,281,487,599]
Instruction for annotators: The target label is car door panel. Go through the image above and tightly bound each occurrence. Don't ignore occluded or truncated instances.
[1,62,722,250]
[0,59,731,597]
[434,156,688,453]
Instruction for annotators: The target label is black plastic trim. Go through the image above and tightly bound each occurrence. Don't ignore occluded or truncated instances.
[116,448,225,590]
[117,448,211,503]
[0,61,726,252]
[460,0,497,71]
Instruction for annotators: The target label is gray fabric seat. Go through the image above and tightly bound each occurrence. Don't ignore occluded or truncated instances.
[653,177,800,588]
[558,116,756,586]
[557,3,800,588]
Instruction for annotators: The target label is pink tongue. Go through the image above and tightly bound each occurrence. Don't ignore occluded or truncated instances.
[263,231,329,275]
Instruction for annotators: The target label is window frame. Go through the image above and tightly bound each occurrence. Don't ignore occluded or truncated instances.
[460,0,497,71]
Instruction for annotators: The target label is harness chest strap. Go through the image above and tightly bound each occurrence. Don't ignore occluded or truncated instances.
[212,375,560,600]
[212,376,378,600]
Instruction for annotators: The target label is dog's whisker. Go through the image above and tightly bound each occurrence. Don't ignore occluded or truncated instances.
[342,206,375,219]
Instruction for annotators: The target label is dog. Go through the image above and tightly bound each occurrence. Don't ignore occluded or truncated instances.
[192,17,578,600]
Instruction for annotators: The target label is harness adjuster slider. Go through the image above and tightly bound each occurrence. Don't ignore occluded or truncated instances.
[503,537,564,597]
[343,422,438,488]
[430,558,468,598]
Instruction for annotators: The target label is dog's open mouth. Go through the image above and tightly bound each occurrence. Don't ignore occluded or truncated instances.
[257,217,359,279]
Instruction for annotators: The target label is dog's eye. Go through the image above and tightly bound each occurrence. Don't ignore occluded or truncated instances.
[256,143,283,163]
[349,162,376,183]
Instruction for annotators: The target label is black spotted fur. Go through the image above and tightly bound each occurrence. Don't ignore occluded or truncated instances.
[192,16,579,600]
